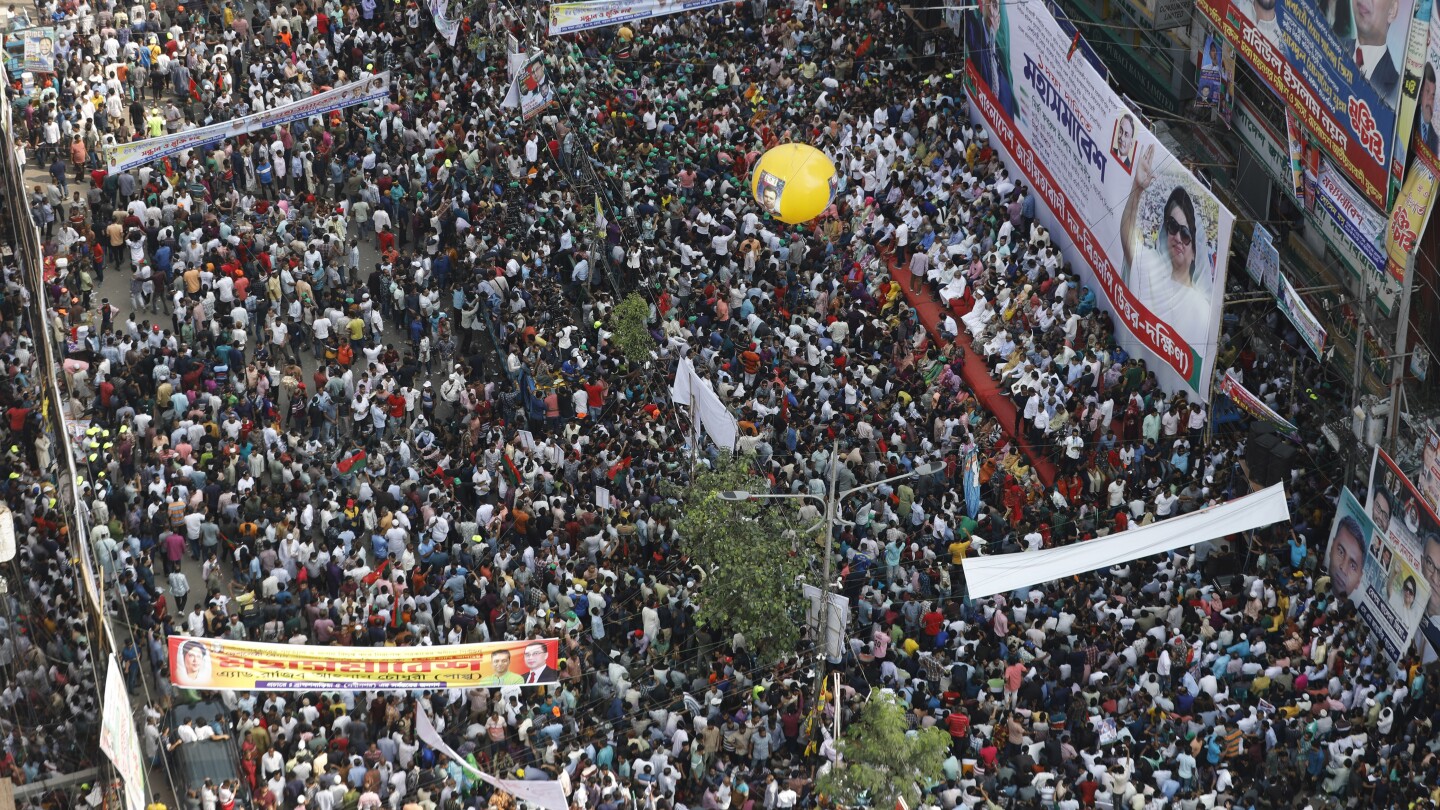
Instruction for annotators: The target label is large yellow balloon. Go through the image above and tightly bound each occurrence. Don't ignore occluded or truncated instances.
[750,143,838,224]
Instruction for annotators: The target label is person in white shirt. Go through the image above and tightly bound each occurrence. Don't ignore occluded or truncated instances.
[171,719,200,748]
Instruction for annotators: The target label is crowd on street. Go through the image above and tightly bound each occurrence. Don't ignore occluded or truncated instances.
[5,0,1439,808]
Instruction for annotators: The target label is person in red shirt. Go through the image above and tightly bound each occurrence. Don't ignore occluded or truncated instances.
[387,391,406,427]
[5,405,30,433]
[946,710,970,749]
[583,378,607,420]
[921,606,945,648]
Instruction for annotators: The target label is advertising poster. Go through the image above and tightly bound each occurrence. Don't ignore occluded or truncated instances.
[22,28,56,73]
[1277,273,1327,357]
[1381,1,1440,283]
[1411,4,1440,162]
[1286,111,1307,201]
[109,73,391,173]
[1421,427,1440,514]
[1198,33,1225,108]
[517,53,554,120]
[167,637,562,690]
[1217,370,1297,435]
[1365,449,1440,660]
[1304,140,1323,211]
[548,0,735,34]
[1220,38,1238,126]
[100,656,146,810]
[1326,487,1423,661]
[1233,97,1392,309]
[1246,222,1281,294]
[1387,135,1439,281]
[1390,0,1432,190]
[1318,161,1390,273]
[1198,0,1417,210]
[965,0,1234,398]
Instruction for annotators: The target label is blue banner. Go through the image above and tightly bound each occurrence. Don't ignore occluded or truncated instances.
[1201,0,1416,209]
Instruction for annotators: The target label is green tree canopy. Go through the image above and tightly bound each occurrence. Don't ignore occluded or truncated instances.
[607,292,656,367]
[818,692,951,810]
[673,452,808,661]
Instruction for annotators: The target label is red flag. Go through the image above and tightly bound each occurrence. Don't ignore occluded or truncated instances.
[337,449,368,474]
[188,77,201,102]
[1067,30,1082,60]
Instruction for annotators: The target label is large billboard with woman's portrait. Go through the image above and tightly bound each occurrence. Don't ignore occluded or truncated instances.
[966,0,1234,398]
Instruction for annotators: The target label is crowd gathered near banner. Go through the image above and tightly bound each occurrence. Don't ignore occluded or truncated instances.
[4,0,1440,809]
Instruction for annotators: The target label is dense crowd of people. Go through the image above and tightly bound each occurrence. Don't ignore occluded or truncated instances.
[0,185,104,784]
[7,0,1440,808]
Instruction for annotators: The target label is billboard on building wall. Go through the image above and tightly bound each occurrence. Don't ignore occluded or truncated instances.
[1326,485,1428,662]
[1232,96,1395,312]
[1384,5,1440,287]
[1364,449,1440,661]
[965,0,1233,398]
[1198,0,1417,211]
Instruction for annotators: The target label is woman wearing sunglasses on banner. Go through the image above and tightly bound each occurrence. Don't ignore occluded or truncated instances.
[1119,143,1212,355]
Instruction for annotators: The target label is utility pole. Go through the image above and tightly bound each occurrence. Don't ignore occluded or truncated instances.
[816,439,840,700]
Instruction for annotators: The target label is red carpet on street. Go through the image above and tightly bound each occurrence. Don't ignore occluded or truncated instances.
[887,259,1058,486]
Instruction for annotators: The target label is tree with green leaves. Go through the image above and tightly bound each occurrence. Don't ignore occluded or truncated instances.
[817,692,951,810]
[608,293,656,367]
[673,452,808,662]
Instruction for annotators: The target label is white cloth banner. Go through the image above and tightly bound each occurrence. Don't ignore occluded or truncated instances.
[108,73,392,173]
[501,51,528,110]
[670,357,738,451]
[415,706,569,810]
[962,483,1291,600]
[548,0,734,35]
[100,656,146,810]
[428,0,462,45]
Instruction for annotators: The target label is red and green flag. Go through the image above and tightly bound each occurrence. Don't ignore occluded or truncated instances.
[337,449,368,474]
[502,451,522,488]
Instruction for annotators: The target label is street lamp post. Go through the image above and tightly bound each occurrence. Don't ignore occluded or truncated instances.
[719,441,945,698]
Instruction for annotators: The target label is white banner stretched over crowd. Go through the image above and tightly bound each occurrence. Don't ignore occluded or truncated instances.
[962,483,1291,600]
[107,72,392,173]
[415,706,568,810]
[548,0,734,35]
[965,1,1234,398]
[100,656,146,810]
[670,357,738,451]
